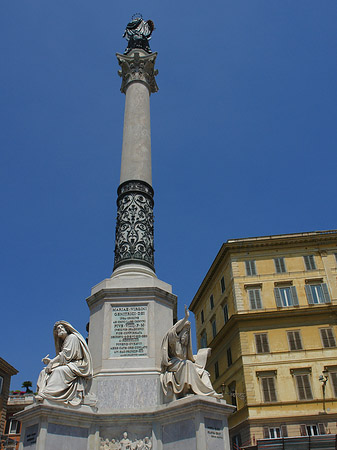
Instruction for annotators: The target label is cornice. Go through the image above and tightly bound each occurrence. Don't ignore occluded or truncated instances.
[190,230,337,311]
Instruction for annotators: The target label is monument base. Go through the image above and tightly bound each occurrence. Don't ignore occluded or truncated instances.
[17,396,235,449]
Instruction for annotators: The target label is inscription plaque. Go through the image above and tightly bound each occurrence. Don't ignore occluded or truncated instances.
[110,305,148,357]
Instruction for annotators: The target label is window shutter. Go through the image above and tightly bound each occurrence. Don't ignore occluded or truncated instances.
[300,424,307,436]
[288,331,295,350]
[305,285,314,304]
[245,260,251,276]
[327,328,336,347]
[318,423,326,435]
[255,289,262,309]
[281,425,288,437]
[303,374,313,399]
[268,378,277,401]
[331,372,337,396]
[274,288,282,307]
[322,283,331,303]
[304,255,310,270]
[290,286,299,306]
[321,329,329,347]
[296,375,306,400]
[262,334,270,353]
[256,335,263,353]
[280,258,286,272]
[295,331,302,350]
[263,427,269,439]
[262,378,270,402]
[275,258,281,273]
[249,290,255,309]
[309,255,316,269]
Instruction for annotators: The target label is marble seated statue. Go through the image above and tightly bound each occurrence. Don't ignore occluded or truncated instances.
[36,320,93,405]
[160,306,222,399]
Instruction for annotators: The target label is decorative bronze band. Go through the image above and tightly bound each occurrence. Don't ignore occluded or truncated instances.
[113,180,155,271]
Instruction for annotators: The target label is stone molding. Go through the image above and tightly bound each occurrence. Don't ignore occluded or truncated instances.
[117,51,158,94]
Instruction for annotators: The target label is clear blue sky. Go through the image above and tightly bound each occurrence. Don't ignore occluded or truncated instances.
[1,0,337,390]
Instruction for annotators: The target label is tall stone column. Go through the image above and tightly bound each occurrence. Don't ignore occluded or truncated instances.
[114,50,158,272]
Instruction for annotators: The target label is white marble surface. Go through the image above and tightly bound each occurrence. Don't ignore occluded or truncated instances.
[120,79,152,185]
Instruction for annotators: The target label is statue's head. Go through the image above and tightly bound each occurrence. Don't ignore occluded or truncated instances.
[123,432,128,439]
[54,321,70,339]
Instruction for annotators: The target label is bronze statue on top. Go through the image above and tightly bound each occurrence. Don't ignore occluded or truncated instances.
[123,14,155,54]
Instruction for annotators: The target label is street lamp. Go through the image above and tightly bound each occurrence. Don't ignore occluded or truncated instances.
[319,371,329,413]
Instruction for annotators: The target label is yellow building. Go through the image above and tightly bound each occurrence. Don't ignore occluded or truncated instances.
[189,230,337,449]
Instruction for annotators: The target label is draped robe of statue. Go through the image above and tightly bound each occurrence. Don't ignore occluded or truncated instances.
[37,321,93,405]
[160,318,221,398]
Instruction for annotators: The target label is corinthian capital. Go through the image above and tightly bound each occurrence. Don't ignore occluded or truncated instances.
[116,50,158,94]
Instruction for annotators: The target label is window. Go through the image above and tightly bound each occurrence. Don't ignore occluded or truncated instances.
[220,276,226,293]
[245,260,257,276]
[274,257,286,273]
[232,434,242,450]
[201,309,204,324]
[264,427,281,439]
[214,361,219,379]
[335,253,337,263]
[294,373,313,400]
[0,375,3,394]
[300,424,325,436]
[330,372,337,397]
[8,419,20,435]
[200,331,207,349]
[320,328,336,348]
[211,319,217,339]
[248,289,262,310]
[274,286,299,307]
[287,331,303,351]
[263,426,288,439]
[223,304,229,324]
[210,295,214,309]
[227,347,232,367]
[261,376,277,402]
[304,255,316,270]
[255,333,270,353]
[228,382,237,406]
[305,283,331,304]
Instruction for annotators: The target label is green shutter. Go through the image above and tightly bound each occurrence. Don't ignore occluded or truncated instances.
[305,285,314,304]
[255,334,263,353]
[288,331,295,350]
[290,286,299,306]
[262,378,270,402]
[262,334,270,353]
[303,374,313,399]
[294,331,302,350]
[322,283,331,303]
[255,289,262,309]
[274,288,282,307]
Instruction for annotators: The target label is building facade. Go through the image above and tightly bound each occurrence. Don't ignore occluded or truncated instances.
[0,358,18,448]
[189,230,337,449]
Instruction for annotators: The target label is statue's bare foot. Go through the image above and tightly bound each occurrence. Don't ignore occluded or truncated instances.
[35,394,43,402]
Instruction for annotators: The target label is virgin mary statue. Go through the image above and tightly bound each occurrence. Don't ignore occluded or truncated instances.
[36,320,93,405]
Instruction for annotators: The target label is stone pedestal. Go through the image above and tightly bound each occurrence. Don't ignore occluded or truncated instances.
[17,396,235,450]
[87,265,177,411]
